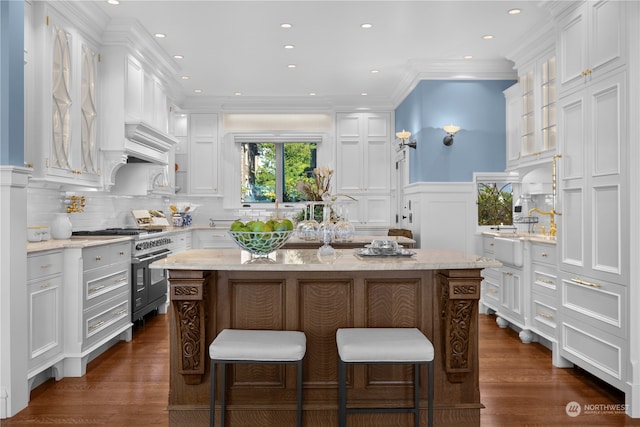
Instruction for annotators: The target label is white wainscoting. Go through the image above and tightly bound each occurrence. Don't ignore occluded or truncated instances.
[404,182,476,254]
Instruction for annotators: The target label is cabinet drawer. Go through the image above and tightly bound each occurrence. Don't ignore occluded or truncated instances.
[560,319,625,388]
[482,277,500,308]
[83,242,131,271]
[531,296,557,340]
[83,292,130,351]
[531,266,558,295]
[531,243,556,266]
[84,264,130,309]
[560,274,626,338]
[27,251,63,281]
[482,235,495,255]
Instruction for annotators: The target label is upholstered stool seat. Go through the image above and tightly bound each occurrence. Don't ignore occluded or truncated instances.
[336,328,434,427]
[209,329,306,427]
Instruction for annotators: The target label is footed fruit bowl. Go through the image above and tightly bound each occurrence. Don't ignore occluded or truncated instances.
[229,230,293,255]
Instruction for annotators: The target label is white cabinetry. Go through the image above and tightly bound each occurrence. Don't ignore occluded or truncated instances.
[192,229,235,249]
[557,0,626,93]
[529,242,558,342]
[63,241,132,376]
[556,0,629,393]
[504,84,522,170]
[27,250,64,382]
[336,113,391,227]
[26,5,101,187]
[189,113,220,194]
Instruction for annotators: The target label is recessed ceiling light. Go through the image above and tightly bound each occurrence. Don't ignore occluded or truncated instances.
[370,70,379,74]
[508,8,522,15]
[361,23,372,29]
[281,23,292,29]
[309,92,316,96]
[361,92,368,96]
[234,92,242,96]
[463,55,473,60]
[284,44,295,49]
[106,0,119,5]
[154,33,166,39]
[173,55,184,60]
[194,89,202,93]
[181,76,190,80]
[288,64,296,68]
[482,34,494,40]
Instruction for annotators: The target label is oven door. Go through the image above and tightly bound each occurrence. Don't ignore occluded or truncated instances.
[131,249,171,320]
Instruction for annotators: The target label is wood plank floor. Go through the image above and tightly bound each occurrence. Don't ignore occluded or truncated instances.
[3,312,640,426]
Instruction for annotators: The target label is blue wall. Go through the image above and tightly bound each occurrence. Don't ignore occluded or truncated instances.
[395,80,515,182]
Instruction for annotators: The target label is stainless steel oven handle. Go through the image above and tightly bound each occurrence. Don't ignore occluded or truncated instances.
[132,250,172,264]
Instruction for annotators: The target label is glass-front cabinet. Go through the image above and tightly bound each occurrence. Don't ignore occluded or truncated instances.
[516,50,557,167]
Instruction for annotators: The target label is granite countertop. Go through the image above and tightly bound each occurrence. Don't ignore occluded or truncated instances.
[481,231,556,244]
[27,236,133,253]
[151,248,501,272]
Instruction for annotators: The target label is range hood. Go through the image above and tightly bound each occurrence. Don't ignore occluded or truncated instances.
[123,121,177,164]
[103,121,177,192]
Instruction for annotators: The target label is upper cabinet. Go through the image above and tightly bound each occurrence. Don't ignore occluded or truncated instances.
[26,5,101,188]
[336,112,391,194]
[556,0,626,94]
[507,48,557,169]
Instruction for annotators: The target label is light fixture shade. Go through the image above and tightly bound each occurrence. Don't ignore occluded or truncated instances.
[443,124,460,135]
[396,129,411,140]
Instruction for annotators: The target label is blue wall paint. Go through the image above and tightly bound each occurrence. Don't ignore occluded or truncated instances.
[396,80,516,183]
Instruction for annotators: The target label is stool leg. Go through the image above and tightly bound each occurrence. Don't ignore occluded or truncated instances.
[210,360,216,427]
[296,360,303,427]
[414,363,420,427]
[427,361,434,427]
[338,358,346,427]
[220,363,227,427]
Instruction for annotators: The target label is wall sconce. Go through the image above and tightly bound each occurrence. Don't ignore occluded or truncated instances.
[442,124,461,146]
[395,129,417,149]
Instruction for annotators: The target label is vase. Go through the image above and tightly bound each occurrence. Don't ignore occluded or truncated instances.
[51,213,72,239]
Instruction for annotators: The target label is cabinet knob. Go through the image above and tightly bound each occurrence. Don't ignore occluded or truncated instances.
[40,263,52,269]
[119,251,125,256]
[541,252,547,257]
[95,256,101,261]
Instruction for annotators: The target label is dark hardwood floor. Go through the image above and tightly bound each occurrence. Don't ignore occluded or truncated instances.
[2,312,639,426]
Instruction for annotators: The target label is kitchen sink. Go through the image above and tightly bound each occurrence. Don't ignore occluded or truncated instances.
[493,237,524,267]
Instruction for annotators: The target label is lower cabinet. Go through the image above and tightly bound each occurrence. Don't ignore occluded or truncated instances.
[63,241,133,377]
[192,229,235,249]
[558,272,627,389]
[27,250,65,382]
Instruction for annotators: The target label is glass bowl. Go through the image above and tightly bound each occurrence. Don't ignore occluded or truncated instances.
[228,230,294,255]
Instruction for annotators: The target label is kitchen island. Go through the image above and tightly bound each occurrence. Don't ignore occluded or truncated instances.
[152,248,500,427]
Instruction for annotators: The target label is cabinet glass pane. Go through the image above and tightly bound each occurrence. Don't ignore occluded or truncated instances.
[52,26,72,170]
[81,45,98,174]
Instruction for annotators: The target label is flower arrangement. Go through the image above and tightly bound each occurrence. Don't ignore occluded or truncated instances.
[296,166,334,201]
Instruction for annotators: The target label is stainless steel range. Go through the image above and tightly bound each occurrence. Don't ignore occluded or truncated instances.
[72,228,173,322]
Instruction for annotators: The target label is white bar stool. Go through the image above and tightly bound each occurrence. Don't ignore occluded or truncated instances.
[209,329,306,427]
[336,328,434,427]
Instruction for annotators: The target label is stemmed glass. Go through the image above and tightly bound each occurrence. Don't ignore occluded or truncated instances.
[333,202,355,242]
[295,202,320,241]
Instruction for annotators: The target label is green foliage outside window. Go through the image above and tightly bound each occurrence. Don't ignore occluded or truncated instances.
[477,183,513,226]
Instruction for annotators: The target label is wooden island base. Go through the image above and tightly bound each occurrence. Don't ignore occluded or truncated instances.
[164,253,487,427]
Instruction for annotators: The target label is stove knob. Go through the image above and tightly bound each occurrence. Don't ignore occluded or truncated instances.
[135,243,143,251]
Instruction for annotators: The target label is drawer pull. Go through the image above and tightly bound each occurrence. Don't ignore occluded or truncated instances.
[539,278,554,284]
[114,309,127,316]
[572,277,601,288]
[119,251,125,256]
[40,282,51,289]
[538,311,553,319]
[115,277,127,283]
[40,264,52,269]
[541,252,548,257]
[89,320,105,331]
[89,285,105,293]
[487,289,498,294]
[95,256,102,261]
[506,272,513,276]
[489,242,494,246]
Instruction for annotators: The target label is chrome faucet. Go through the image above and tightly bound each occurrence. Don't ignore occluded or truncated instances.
[528,208,561,237]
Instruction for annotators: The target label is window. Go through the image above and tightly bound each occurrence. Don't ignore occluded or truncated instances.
[477,181,513,226]
[240,142,317,203]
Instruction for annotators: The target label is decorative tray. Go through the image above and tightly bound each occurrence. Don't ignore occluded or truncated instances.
[354,248,416,257]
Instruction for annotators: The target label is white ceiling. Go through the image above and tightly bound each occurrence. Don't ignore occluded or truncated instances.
[92,0,551,109]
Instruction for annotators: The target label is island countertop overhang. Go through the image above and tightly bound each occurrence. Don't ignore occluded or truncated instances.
[151,248,501,272]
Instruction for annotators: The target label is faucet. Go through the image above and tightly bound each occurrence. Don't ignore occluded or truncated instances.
[528,208,561,237]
